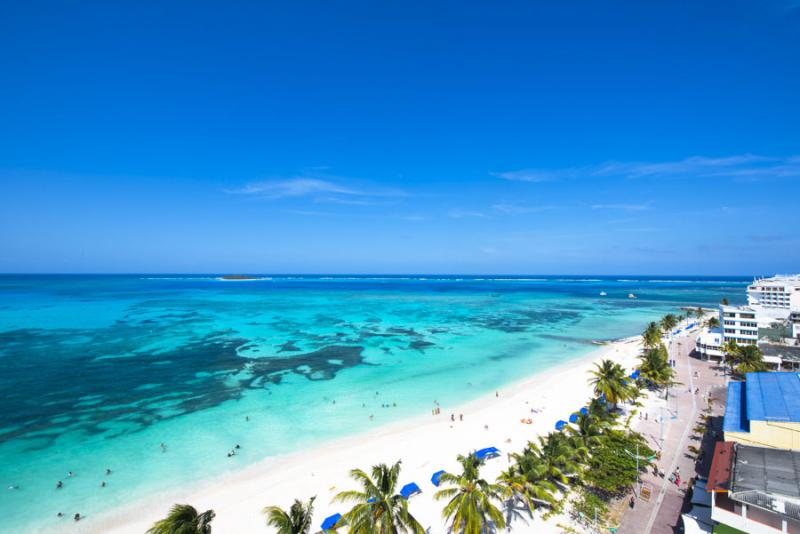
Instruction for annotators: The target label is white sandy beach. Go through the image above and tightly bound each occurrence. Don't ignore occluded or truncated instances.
[82,336,644,534]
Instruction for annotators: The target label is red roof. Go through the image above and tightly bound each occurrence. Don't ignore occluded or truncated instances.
[707,441,735,492]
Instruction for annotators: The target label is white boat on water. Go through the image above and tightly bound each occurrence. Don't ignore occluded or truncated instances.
[600,291,607,296]
[628,293,637,299]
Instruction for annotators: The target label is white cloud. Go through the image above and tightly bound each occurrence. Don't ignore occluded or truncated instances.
[228,175,406,201]
[592,202,653,211]
[448,209,487,219]
[493,154,800,182]
[492,203,557,214]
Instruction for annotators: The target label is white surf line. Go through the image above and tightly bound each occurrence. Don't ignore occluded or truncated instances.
[642,334,696,534]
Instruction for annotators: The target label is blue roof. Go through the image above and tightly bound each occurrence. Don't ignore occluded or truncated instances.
[400,482,421,498]
[746,372,800,423]
[723,381,749,433]
[475,447,500,459]
[321,513,342,531]
[431,470,445,486]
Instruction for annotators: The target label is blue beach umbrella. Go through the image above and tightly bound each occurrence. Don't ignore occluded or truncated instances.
[431,470,445,486]
[569,413,579,423]
[400,482,421,499]
[555,420,567,431]
[321,513,342,531]
[579,407,589,416]
[475,447,500,460]
[630,369,640,379]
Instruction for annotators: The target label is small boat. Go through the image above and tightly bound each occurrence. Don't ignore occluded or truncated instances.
[599,291,607,296]
[628,293,637,299]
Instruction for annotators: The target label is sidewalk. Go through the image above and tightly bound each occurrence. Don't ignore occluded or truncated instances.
[617,330,727,534]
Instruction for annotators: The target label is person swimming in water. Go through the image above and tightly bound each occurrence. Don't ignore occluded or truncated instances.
[56,481,63,489]
[105,468,112,475]
[74,513,81,521]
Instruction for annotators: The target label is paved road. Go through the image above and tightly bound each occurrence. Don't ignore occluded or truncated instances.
[618,329,727,534]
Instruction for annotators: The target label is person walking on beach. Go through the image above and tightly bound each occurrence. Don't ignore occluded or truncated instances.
[451,413,455,422]
[459,413,463,421]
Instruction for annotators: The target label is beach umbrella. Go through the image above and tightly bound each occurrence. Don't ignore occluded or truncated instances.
[569,413,579,424]
[555,420,567,431]
[400,482,422,499]
[431,470,445,487]
[579,407,589,416]
[630,369,640,379]
[475,447,500,460]
[321,513,342,531]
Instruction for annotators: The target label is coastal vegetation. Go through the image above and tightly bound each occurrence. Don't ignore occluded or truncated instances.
[263,497,316,534]
[637,345,674,388]
[147,504,215,534]
[435,453,506,534]
[588,359,632,408]
[333,461,425,533]
[642,322,662,350]
[730,344,767,375]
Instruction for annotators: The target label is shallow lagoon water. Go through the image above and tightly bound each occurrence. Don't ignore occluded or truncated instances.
[0,275,748,531]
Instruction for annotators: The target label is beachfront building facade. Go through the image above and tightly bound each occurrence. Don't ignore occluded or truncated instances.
[792,312,800,340]
[696,328,724,361]
[707,441,800,534]
[748,275,800,326]
[721,305,759,346]
[724,372,800,450]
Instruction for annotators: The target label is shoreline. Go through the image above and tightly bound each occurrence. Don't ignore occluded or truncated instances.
[77,334,644,534]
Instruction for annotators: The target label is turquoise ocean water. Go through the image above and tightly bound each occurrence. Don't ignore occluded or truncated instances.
[0,275,748,531]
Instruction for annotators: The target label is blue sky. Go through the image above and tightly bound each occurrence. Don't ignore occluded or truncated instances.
[1,1,799,274]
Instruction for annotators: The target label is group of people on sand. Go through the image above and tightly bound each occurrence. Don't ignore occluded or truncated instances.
[53,468,113,521]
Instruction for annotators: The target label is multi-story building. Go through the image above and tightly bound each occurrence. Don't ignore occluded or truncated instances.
[720,305,759,346]
[696,328,724,361]
[724,372,800,450]
[707,442,800,534]
[748,275,800,325]
[791,311,800,340]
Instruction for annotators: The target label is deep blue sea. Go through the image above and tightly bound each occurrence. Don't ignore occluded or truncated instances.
[0,275,749,531]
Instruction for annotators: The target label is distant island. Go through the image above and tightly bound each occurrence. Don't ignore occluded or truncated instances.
[217,275,266,281]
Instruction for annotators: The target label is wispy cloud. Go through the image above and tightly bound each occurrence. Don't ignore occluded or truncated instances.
[490,169,562,182]
[228,175,406,202]
[448,209,487,219]
[491,203,557,214]
[494,154,800,182]
[591,202,653,211]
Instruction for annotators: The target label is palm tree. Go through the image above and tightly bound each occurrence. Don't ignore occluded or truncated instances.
[659,314,678,334]
[696,307,705,322]
[435,453,506,534]
[706,316,720,329]
[734,345,768,375]
[588,359,630,408]
[536,433,584,486]
[642,322,663,349]
[721,297,729,306]
[263,497,316,534]
[723,339,740,375]
[333,461,424,534]
[637,345,673,388]
[497,458,558,510]
[147,504,215,534]
[567,412,606,451]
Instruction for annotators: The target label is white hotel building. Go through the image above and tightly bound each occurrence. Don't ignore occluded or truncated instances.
[747,275,800,325]
[720,305,759,346]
